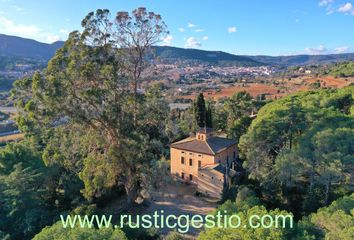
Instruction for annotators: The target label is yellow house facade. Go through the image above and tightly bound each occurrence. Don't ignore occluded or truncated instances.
[170,128,237,198]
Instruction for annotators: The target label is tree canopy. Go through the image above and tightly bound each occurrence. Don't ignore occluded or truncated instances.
[239,86,354,214]
[12,8,169,208]
[32,222,127,240]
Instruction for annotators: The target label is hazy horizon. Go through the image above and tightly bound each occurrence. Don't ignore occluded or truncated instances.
[0,0,354,56]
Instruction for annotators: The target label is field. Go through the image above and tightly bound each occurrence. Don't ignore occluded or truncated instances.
[302,76,351,88]
[179,76,354,100]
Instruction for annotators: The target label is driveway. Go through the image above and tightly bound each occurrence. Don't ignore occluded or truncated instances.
[138,182,217,237]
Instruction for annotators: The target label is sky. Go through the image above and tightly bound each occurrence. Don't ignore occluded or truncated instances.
[0,0,354,56]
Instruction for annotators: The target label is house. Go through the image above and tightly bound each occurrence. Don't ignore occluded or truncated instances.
[170,128,237,199]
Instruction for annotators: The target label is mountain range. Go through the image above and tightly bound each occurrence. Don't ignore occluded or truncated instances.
[0,34,63,60]
[1,33,354,66]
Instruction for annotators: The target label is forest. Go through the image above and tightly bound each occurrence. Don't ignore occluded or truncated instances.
[0,8,353,240]
[329,61,354,78]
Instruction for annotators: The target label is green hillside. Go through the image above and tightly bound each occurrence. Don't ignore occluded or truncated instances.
[152,46,264,66]
[328,61,354,77]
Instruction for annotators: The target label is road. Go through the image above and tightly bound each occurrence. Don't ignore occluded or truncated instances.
[0,107,17,113]
[0,130,20,137]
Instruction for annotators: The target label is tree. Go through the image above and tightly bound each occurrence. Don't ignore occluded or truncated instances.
[213,104,228,131]
[0,230,10,240]
[235,186,261,211]
[164,231,185,240]
[239,87,354,214]
[228,115,252,142]
[0,140,43,175]
[222,91,256,141]
[165,108,194,142]
[32,221,127,240]
[192,94,214,129]
[307,128,354,205]
[12,8,169,206]
[295,194,354,240]
[198,201,294,240]
[205,101,213,128]
[0,163,53,239]
[115,7,168,124]
[224,91,253,126]
[194,93,206,128]
[0,140,66,239]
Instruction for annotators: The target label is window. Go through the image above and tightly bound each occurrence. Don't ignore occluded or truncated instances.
[233,151,236,159]
[189,158,193,166]
[189,174,193,181]
[182,151,185,154]
[201,135,204,140]
[198,160,201,168]
[189,153,193,155]
[181,172,185,179]
[181,157,185,164]
[198,154,202,157]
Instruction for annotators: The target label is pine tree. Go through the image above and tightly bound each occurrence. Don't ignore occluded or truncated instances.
[206,103,213,128]
[194,93,206,128]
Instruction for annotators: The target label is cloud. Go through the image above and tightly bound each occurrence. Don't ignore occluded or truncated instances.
[178,27,185,32]
[202,36,209,41]
[47,34,61,43]
[195,28,204,32]
[0,15,68,43]
[305,45,328,55]
[318,0,335,14]
[318,0,333,7]
[59,29,69,34]
[162,35,173,46]
[0,16,40,36]
[338,2,354,14]
[184,37,201,48]
[321,1,354,15]
[334,46,349,53]
[304,45,351,55]
[228,26,237,33]
[188,22,196,28]
[326,9,335,15]
[338,2,352,11]
[12,5,25,12]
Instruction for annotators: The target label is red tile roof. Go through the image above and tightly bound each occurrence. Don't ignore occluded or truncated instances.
[171,136,236,155]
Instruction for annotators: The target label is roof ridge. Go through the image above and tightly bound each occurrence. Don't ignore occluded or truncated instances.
[201,163,219,168]
[171,137,195,145]
[205,139,216,155]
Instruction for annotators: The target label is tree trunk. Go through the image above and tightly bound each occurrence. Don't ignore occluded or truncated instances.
[309,161,316,192]
[133,74,138,127]
[125,180,139,208]
[309,172,314,192]
[124,167,140,208]
[324,179,331,206]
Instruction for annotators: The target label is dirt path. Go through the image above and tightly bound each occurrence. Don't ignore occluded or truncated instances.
[138,182,217,237]
[101,182,217,238]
